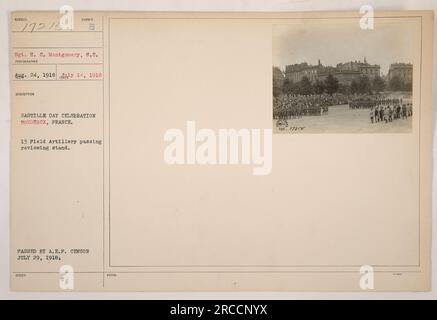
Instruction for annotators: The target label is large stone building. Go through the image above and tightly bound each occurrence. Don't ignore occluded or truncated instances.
[283,58,380,86]
[336,58,380,79]
[387,63,413,83]
[284,62,320,83]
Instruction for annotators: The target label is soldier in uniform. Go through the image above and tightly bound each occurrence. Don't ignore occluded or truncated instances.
[370,107,375,123]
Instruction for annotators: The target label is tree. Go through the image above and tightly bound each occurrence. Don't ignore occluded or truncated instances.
[313,80,325,94]
[273,83,282,97]
[281,78,294,95]
[338,83,350,95]
[358,75,371,94]
[389,75,403,91]
[298,76,313,95]
[324,74,339,95]
[372,75,386,93]
[403,81,412,92]
[350,80,359,94]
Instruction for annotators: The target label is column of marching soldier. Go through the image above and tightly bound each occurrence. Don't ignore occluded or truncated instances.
[273,93,413,123]
[349,96,413,123]
[273,93,348,119]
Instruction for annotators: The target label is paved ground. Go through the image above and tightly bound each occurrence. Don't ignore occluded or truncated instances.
[273,104,412,134]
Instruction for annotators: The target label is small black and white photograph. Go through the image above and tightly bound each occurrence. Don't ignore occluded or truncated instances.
[273,20,418,133]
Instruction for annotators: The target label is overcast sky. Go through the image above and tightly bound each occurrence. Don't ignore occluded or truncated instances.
[273,18,419,75]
